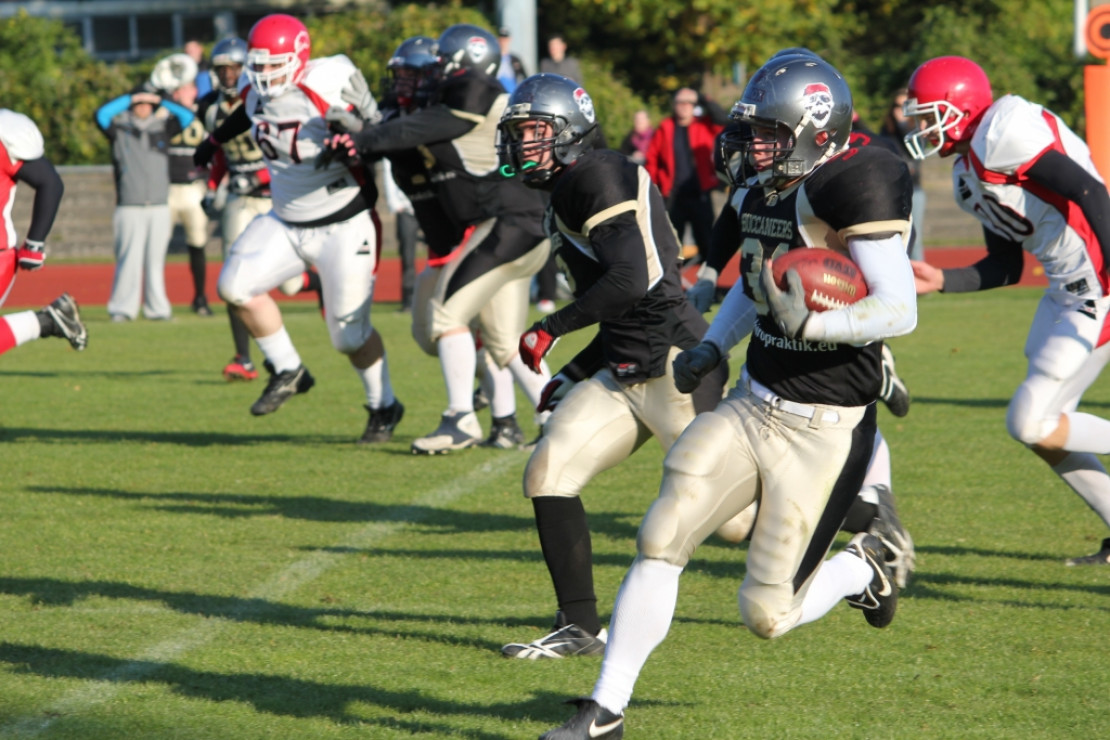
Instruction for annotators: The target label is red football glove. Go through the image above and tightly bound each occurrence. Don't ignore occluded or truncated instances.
[519,322,556,373]
[537,372,573,412]
[16,240,45,271]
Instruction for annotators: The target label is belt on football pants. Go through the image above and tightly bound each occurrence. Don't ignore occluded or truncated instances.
[743,369,841,425]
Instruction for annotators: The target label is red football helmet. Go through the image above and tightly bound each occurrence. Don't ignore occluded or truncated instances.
[246,14,311,98]
[903,56,993,159]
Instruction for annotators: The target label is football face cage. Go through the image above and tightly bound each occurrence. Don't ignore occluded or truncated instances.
[387,36,439,110]
[903,56,993,160]
[726,55,852,191]
[496,73,598,188]
[437,24,499,77]
[246,14,311,99]
[211,37,248,97]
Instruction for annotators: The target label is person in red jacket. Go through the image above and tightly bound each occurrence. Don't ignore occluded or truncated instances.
[644,88,724,262]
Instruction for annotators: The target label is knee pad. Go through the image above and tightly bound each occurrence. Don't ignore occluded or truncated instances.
[1006,383,1057,446]
[738,580,799,639]
[216,273,248,307]
[332,319,372,355]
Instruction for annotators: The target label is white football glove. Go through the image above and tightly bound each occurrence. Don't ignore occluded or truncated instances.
[686,264,719,313]
[760,263,812,339]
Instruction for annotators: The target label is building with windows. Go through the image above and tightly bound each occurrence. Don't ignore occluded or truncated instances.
[0,0,370,60]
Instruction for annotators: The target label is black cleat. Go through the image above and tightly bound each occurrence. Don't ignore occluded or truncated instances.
[192,296,214,316]
[359,399,404,444]
[44,293,88,351]
[878,343,910,417]
[480,414,526,449]
[1066,537,1110,566]
[502,611,607,660]
[540,698,624,740]
[845,532,898,628]
[250,362,314,416]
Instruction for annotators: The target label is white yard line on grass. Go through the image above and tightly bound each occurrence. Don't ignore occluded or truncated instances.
[1,456,520,737]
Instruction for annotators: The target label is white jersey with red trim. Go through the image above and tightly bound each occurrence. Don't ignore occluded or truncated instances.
[243,55,373,223]
[954,93,1108,298]
[0,109,45,250]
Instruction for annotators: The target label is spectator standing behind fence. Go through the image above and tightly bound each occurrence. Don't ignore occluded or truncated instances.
[496,27,528,94]
[540,33,582,84]
[151,53,214,316]
[880,88,927,261]
[95,86,194,322]
[619,109,654,165]
[184,40,213,98]
[645,88,725,263]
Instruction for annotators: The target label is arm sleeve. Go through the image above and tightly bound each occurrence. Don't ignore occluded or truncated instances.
[94,95,132,133]
[13,158,64,243]
[208,149,228,189]
[703,282,758,351]
[803,234,918,343]
[211,104,251,144]
[940,227,1025,293]
[350,105,476,154]
[159,99,195,130]
[1025,148,1110,268]
[541,211,651,338]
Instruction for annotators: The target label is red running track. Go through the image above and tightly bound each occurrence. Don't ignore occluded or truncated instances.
[5,248,1046,309]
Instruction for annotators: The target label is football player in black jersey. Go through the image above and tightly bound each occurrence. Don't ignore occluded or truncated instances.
[323,24,553,454]
[495,73,729,662]
[539,55,918,740]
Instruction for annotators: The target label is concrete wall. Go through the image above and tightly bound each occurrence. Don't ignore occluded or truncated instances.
[14,159,982,261]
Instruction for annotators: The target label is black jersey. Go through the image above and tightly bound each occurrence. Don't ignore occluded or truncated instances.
[543,149,710,383]
[168,115,208,185]
[197,90,268,189]
[378,106,466,260]
[353,70,545,230]
[730,145,912,406]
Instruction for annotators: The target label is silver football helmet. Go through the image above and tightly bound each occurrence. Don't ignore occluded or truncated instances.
[719,55,851,190]
[210,37,248,97]
[497,73,599,188]
[436,24,499,77]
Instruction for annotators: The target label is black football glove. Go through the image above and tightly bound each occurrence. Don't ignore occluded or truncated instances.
[672,341,722,394]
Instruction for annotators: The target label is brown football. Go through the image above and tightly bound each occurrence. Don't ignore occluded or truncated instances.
[771,249,869,312]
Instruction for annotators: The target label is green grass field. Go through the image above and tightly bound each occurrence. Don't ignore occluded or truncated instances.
[2,288,1109,739]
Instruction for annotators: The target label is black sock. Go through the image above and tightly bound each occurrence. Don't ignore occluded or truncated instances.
[532,496,600,636]
[229,309,251,361]
[188,246,207,300]
[35,308,55,338]
[842,497,878,534]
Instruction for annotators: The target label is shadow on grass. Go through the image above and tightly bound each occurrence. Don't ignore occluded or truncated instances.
[911,395,1110,410]
[25,485,535,530]
[1,427,347,447]
[0,641,623,736]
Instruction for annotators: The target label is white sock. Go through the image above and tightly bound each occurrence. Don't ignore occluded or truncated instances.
[438,332,476,414]
[483,354,516,418]
[5,311,40,346]
[1053,452,1110,527]
[508,355,551,409]
[255,327,301,373]
[354,354,394,409]
[593,558,683,714]
[796,549,873,627]
[858,429,892,505]
[1064,412,1110,455]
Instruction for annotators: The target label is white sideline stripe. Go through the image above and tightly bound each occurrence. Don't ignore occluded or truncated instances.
[1,457,519,737]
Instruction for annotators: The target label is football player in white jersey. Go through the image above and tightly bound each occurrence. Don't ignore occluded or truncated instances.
[193,14,403,443]
[905,56,1110,566]
[0,109,87,356]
